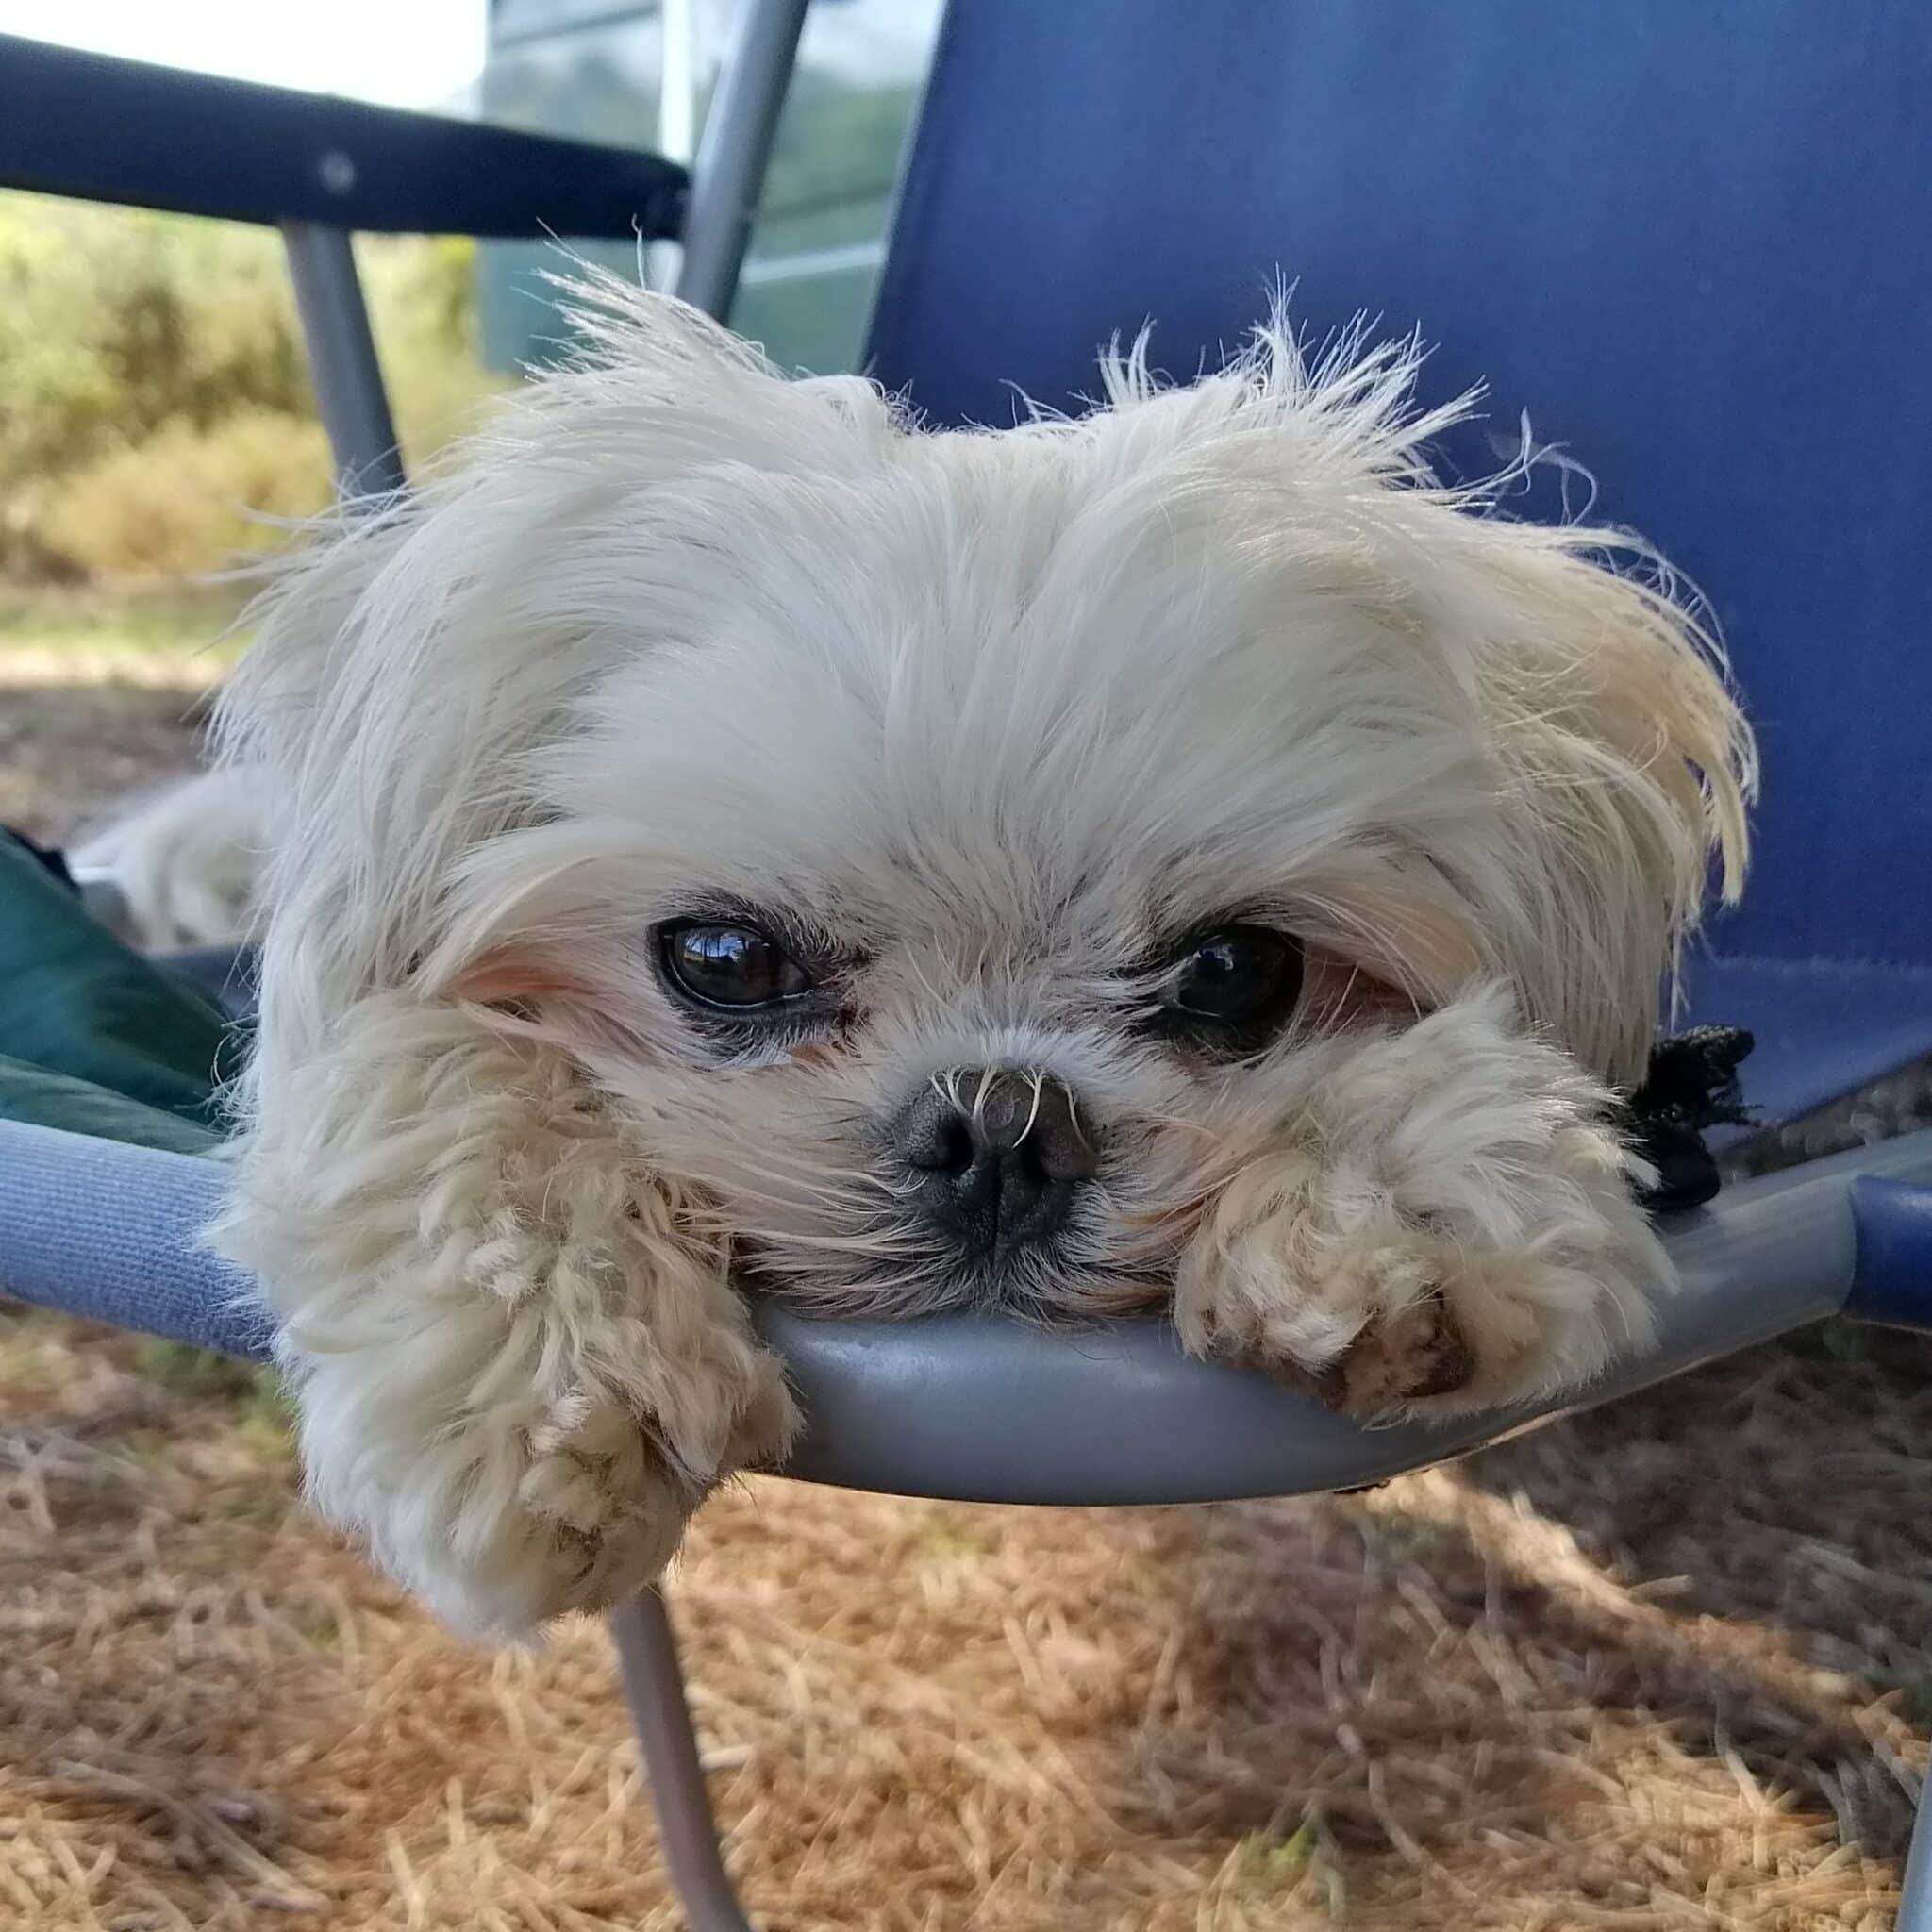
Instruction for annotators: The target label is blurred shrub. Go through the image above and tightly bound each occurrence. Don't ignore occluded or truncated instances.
[0,196,310,475]
[0,192,503,580]
[39,409,334,580]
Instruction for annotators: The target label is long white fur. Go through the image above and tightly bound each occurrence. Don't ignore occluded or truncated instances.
[74,765,259,949]
[102,282,1753,1636]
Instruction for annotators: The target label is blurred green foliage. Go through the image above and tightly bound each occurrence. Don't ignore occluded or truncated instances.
[0,26,922,580]
[38,408,335,580]
[0,192,499,581]
[0,196,310,479]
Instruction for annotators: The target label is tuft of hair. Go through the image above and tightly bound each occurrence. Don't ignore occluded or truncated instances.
[1091,306,1754,1082]
[211,279,905,1090]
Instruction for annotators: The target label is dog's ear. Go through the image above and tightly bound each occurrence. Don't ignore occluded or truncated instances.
[1438,517,1755,1086]
[205,288,879,1633]
[1095,317,1752,1086]
[215,285,892,1027]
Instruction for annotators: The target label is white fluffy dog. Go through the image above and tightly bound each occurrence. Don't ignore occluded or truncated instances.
[121,287,1755,1637]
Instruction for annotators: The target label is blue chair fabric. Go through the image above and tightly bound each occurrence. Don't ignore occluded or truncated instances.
[865,0,1932,1127]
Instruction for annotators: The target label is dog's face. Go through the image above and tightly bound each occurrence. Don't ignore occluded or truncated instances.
[231,292,1748,1327]
[500,433,1472,1315]
[216,290,1757,1632]
[262,304,1737,1328]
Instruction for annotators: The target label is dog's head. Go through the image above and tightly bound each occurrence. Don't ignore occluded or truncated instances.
[223,286,1751,1324]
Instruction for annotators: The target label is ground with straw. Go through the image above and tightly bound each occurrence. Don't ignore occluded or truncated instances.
[2,601,1925,1929]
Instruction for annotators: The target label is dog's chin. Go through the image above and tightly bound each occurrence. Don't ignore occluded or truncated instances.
[729,1241,1177,1324]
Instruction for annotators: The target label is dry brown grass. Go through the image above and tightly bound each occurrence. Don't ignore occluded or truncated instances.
[3,599,1926,1929]
[0,585,242,842]
[40,413,333,584]
[2,1311,1926,1931]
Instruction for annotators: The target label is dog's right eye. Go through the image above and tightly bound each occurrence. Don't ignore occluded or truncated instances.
[659,922,814,1010]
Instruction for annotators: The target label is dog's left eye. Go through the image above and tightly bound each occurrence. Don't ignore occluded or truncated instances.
[1163,925,1305,1035]
[659,922,814,1009]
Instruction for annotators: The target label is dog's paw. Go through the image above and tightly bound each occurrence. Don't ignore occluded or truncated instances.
[522,1343,797,1578]
[1176,1208,1652,1420]
[491,1342,797,1626]
[293,1307,798,1639]
[73,766,260,949]
[511,1405,696,1616]
[1174,996,1671,1419]
[1176,1222,1477,1415]
[224,1005,802,1640]
[1328,1279,1474,1416]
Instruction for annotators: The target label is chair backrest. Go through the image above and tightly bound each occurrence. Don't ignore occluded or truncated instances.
[865,1,1932,976]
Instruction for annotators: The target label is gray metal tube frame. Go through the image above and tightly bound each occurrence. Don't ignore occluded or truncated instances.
[1906,1776,1932,1932]
[6,1122,1929,1510]
[673,0,809,322]
[279,220,406,496]
[752,1124,1932,1504]
[610,1590,754,1932]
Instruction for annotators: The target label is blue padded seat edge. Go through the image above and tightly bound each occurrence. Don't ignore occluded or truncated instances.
[1847,1177,1932,1330]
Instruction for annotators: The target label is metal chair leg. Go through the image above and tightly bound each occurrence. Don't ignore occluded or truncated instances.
[280,219,407,499]
[673,0,809,322]
[1902,1762,1931,1932]
[609,1587,757,1932]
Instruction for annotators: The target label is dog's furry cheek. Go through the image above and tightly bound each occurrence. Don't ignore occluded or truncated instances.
[439,947,696,1081]
[442,947,598,1007]
[1298,944,1427,1033]
[212,991,797,1639]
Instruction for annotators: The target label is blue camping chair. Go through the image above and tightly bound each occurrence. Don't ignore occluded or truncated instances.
[3,6,1931,1927]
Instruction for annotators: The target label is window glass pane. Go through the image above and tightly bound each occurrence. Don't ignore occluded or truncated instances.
[475,0,940,375]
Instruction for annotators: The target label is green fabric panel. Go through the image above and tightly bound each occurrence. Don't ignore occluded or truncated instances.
[0,1053,225,1155]
[0,835,236,1139]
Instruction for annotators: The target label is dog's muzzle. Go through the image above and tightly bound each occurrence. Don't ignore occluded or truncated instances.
[895,1068,1097,1264]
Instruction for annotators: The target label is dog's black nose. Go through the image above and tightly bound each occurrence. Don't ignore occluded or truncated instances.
[897,1069,1097,1260]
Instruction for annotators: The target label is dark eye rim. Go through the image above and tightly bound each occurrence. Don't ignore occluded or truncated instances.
[656,917,818,1014]
[1169,924,1301,1016]
[1142,919,1306,1051]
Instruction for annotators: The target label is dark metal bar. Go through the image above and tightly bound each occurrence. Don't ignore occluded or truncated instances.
[608,1588,757,1932]
[674,0,809,320]
[280,223,407,499]
[0,30,687,238]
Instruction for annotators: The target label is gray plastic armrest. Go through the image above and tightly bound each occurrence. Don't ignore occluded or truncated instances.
[3,1117,1929,1505]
